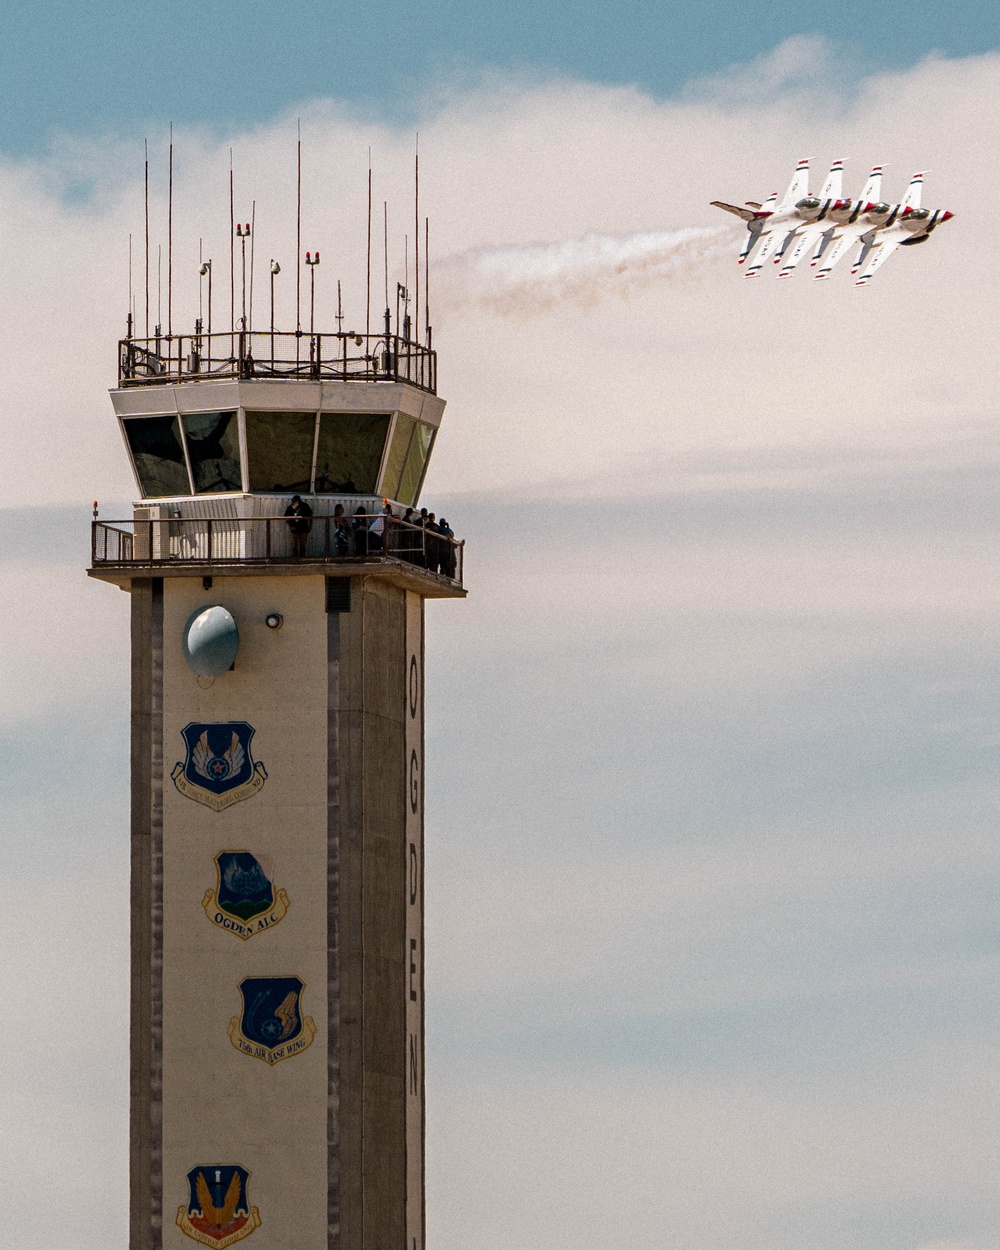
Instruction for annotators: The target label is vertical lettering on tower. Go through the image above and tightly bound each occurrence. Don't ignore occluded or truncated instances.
[404,592,425,1250]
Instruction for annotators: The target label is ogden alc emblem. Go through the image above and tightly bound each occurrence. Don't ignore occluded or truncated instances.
[229,976,316,1066]
[177,1164,261,1247]
[172,722,267,811]
[203,851,289,940]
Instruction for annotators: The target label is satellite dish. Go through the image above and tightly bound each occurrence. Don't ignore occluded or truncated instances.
[183,605,239,677]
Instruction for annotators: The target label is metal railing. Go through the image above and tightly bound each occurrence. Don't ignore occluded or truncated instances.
[119,328,436,394]
[91,515,463,585]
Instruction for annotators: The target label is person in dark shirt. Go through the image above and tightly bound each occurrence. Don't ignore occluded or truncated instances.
[438,517,455,578]
[352,506,371,557]
[284,494,313,557]
[425,512,441,574]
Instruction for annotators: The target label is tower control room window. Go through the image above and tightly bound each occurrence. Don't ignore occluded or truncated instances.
[397,421,435,508]
[182,411,241,493]
[380,416,435,506]
[245,411,315,493]
[314,412,390,493]
[123,415,191,498]
[380,415,415,501]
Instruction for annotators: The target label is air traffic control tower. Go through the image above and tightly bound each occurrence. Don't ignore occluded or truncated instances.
[90,308,464,1249]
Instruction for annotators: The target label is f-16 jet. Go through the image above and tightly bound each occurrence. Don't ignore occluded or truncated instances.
[851,172,954,286]
[811,166,889,280]
[712,158,822,277]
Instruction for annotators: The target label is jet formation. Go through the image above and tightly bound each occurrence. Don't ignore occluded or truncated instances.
[712,160,953,285]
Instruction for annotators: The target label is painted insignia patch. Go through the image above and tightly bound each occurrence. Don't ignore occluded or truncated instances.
[171,722,267,811]
[176,1164,261,1248]
[229,976,316,1066]
[203,851,289,940]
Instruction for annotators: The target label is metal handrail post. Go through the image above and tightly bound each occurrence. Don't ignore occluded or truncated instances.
[207,518,213,563]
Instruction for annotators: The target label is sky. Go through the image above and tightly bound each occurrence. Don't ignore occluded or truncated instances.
[1,5,1000,1250]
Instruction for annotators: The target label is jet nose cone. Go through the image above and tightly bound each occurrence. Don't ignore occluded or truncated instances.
[941,210,954,221]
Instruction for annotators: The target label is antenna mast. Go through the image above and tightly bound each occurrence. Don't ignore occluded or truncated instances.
[296,121,302,336]
[229,150,235,344]
[167,123,173,338]
[249,199,256,333]
[425,216,430,343]
[144,139,149,338]
[366,151,372,339]
[414,136,419,347]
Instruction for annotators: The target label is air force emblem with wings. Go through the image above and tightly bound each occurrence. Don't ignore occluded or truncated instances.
[228,976,316,1066]
[171,722,267,812]
[176,1164,261,1247]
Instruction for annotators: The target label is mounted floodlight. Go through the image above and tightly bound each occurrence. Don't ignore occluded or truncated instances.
[270,260,280,275]
[199,260,211,275]
[182,605,239,677]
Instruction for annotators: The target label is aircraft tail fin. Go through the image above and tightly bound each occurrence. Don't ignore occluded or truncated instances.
[859,165,884,204]
[902,172,927,210]
[820,159,845,200]
[783,159,810,204]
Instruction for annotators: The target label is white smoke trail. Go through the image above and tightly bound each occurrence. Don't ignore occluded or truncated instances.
[436,225,736,316]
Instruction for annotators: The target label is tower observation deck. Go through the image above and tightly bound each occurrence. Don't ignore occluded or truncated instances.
[94,319,462,593]
[90,208,464,1247]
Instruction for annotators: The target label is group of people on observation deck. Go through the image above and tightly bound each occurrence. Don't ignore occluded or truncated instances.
[284,496,456,577]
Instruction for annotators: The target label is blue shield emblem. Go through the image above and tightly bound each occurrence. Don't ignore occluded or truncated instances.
[202,851,290,941]
[176,1163,261,1246]
[218,851,274,920]
[171,722,267,811]
[228,976,316,1066]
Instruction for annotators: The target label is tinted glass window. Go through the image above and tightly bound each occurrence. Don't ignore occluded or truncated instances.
[314,412,390,493]
[245,411,316,493]
[380,415,414,500]
[183,410,241,493]
[397,423,435,507]
[124,416,191,497]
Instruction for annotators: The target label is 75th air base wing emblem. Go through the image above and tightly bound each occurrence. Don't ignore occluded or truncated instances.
[228,976,316,1066]
[203,850,289,940]
[171,722,267,812]
[177,1164,261,1247]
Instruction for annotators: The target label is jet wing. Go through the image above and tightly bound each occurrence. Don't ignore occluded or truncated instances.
[854,235,903,286]
[813,223,872,280]
[777,223,831,278]
[744,227,787,276]
[711,201,758,222]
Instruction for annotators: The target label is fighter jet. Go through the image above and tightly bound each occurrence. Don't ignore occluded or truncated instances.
[811,166,891,280]
[851,172,954,286]
[774,159,849,278]
[709,190,778,267]
[711,159,832,277]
